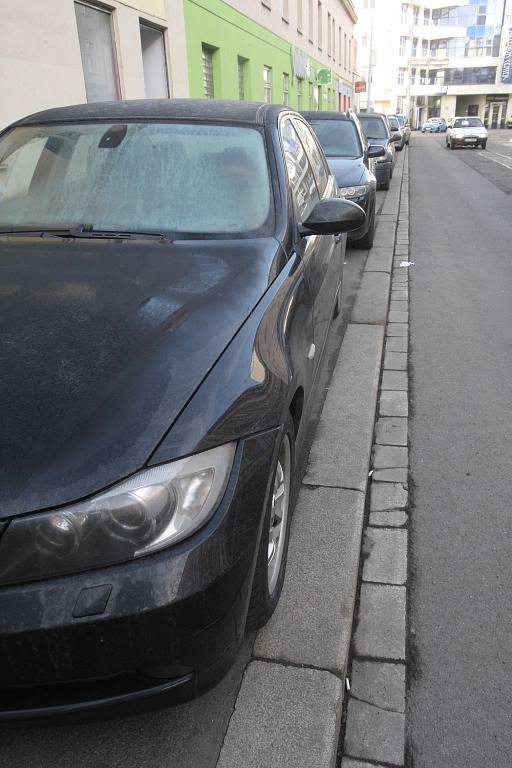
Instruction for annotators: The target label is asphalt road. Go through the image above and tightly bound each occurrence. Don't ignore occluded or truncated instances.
[0,196,384,768]
[408,132,512,766]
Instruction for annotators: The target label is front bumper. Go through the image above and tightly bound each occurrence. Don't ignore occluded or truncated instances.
[450,135,486,146]
[0,429,278,722]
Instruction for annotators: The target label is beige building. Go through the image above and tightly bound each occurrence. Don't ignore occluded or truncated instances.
[1,0,357,130]
[0,0,189,129]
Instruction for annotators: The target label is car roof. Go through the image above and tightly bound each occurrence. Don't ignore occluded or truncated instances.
[300,111,353,121]
[356,112,387,120]
[9,99,290,129]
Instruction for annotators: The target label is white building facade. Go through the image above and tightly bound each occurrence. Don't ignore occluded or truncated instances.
[356,0,512,127]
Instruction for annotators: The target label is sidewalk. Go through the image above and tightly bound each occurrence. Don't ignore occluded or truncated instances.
[216,150,408,768]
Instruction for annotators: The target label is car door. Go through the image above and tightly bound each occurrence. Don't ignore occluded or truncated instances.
[280,116,341,368]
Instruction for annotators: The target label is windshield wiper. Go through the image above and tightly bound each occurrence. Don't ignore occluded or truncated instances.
[0,226,169,242]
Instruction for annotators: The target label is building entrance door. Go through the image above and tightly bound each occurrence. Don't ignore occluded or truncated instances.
[485,102,505,128]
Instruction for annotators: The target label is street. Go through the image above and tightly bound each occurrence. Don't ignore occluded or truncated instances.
[407,131,512,766]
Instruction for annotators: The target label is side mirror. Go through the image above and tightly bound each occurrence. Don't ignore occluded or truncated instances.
[391,132,402,143]
[367,145,386,159]
[299,198,365,237]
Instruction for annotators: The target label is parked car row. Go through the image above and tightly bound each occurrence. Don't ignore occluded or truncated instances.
[0,98,403,723]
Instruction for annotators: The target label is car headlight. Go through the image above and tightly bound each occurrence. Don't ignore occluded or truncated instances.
[0,442,236,586]
[453,133,464,139]
[338,185,368,198]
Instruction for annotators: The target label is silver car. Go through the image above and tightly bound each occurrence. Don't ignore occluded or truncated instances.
[446,117,488,149]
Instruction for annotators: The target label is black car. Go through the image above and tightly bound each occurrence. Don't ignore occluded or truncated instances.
[357,112,399,190]
[302,111,385,249]
[0,99,364,721]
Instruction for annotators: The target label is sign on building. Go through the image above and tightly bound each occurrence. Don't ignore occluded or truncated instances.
[316,67,332,86]
[291,47,311,80]
[502,28,512,84]
[354,81,367,93]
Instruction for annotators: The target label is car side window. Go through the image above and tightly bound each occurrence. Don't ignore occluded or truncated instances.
[293,119,329,196]
[280,117,319,221]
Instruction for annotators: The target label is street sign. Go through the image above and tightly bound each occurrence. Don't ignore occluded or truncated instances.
[355,81,367,93]
[316,67,332,86]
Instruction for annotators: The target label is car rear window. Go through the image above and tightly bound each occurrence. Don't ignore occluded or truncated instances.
[0,122,273,237]
[307,119,362,158]
[358,116,388,140]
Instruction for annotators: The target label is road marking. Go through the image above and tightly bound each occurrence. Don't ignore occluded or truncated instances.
[477,152,512,171]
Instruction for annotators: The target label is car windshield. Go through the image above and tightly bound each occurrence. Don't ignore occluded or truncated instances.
[308,119,362,158]
[388,118,399,130]
[0,122,272,237]
[396,116,405,127]
[453,118,483,128]
[358,116,387,140]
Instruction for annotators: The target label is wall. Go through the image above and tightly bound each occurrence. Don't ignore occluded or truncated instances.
[0,0,175,130]
[184,0,349,110]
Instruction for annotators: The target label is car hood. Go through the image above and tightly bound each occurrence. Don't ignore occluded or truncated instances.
[0,236,281,517]
[451,126,486,134]
[326,156,366,187]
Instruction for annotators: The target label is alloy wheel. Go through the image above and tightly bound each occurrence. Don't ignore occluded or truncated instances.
[267,435,291,595]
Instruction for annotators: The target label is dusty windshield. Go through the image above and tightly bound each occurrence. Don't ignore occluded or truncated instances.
[0,122,272,236]
[359,117,388,140]
[308,119,362,158]
[453,118,484,128]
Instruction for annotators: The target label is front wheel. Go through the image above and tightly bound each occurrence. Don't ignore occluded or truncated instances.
[355,205,375,249]
[481,141,487,149]
[247,416,296,628]
[450,140,455,150]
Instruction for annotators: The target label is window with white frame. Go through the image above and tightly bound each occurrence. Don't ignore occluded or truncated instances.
[327,12,331,56]
[317,1,322,50]
[263,65,272,102]
[399,36,406,56]
[238,56,247,100]
[283,73,289,104]
[297,0,303,32]
[297,77,303,110]
[202,45,215,98]
[140,23,169,98]
[75,2,119,102]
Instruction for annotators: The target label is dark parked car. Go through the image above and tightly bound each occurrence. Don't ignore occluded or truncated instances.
[387,115,405,151]
[301,111,385,249]
[0,99,364,721]
[357,112,398,190]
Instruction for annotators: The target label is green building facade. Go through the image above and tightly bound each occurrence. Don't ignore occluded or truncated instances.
[183,0,354,112]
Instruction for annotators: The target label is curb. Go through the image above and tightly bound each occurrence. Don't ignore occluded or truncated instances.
[341,149,410,768]
[216,152,408,768]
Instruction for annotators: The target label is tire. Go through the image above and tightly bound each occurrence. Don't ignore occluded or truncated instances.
[354,205,375,249]
[481,141,487,149]
[390,165,394,179]
[449,140,455,150]
[247,414,296,628]
[380,174,391,191]
[445,140,449,149]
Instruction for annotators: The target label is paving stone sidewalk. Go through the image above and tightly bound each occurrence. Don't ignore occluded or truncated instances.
[342,149,410,768]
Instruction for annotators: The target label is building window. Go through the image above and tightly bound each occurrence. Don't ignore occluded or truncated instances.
[344,32,347,68]
[283,72,289,104]
[283,0,289,22]
[401,4,408,25]
[202,45,215,98]
[308,0,313,42]
[263,65,272,102]
[348,38,352,72]
[467,104,479,116]
[327,12,331,56]
[422,39,428,56]
[238,56,247,100]
[75,1,119,102]
[398,69,405,85]
[412,37,417,56]
[423,8,430,25]
[411,67,416,84]
[297,77,303,110]
[140,23,169,98]
[317,2,322,50]
[332,18,336,60]
[338,26,342,65]
[399,36,406,56]
[420,68,426,85]
[413,5,419,25]
[361,33,367,48]
[309,81,314,108]
[297,0,303,33]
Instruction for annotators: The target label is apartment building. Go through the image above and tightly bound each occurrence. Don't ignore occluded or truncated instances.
[0,0,357,130]
[356,0,512,127]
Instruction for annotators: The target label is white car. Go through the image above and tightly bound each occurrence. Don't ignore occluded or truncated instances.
[446,117,488,149]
